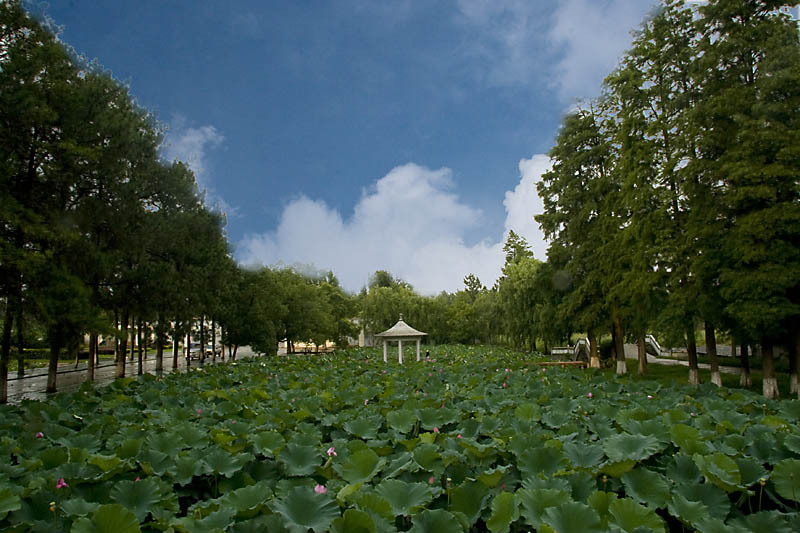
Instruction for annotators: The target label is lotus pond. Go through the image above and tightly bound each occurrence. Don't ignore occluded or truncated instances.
[2,345,800,532]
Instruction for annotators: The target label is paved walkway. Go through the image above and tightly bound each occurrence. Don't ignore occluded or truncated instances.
[622,344,742,374]
[5,346,260,404]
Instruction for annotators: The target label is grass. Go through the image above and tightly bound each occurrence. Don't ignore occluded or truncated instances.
[606,358,796,398]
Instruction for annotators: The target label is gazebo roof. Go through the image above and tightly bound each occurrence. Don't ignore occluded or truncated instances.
[375,315,427,338]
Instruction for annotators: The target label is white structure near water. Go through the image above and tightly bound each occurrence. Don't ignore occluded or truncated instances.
[375,315,427,364]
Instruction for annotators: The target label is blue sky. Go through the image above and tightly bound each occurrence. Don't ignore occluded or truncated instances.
[40,0,655,294]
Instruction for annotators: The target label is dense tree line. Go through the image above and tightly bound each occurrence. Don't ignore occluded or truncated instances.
[536,0,800,398]
[0,2,359,402]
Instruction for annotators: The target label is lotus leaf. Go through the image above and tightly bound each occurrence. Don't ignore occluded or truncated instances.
[670,424,709,455]
[603,433,662,463]
[608,496,665,532]
[621,467,670,508]
[344,416,383,440]
[375,479,434,516]
[542,500,603,533]
[0,489,21,520]
[486,491,519,533]
[205,449,253,478]
[333,448,385,484]
[563,442,604,469]
[410,508,463,533]
[331,508,376,533]
[71,503,141,533]
[729,510,796,533]
[771,458,800,503]
[278,443,320,477]
[110,477,164,521]
[518,446,565,478]
[694,452,743,492]
[449,481,490,525]
[516,487,570,528]
[386,410,417,433]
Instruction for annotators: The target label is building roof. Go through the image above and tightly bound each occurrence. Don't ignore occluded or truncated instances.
[374,315,427,338]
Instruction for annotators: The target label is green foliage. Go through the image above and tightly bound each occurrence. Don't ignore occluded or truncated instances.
[1,346,799,531]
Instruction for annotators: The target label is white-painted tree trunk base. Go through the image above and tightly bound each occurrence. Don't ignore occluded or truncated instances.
[740,372,752,388]
[590,357,601,369]
[688,368,699,385]
[791,373,798,394]
[711,371,722,387]
[616,360,627,375]
[763,377,779,399]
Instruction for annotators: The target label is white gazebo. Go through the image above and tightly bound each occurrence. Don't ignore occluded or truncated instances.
[375,315,427,364]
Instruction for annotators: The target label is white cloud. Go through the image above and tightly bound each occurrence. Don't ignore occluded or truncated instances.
[505,154,550,261]
[238,158,553,294]
[161,119,238,217]
[454,0,655,102]
[547,0,655,101]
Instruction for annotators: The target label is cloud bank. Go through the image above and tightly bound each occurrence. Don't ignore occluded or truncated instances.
[161,120,238,217]
[237,156,552,294]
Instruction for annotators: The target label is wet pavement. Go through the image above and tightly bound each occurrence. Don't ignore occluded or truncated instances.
[5,346,259,404]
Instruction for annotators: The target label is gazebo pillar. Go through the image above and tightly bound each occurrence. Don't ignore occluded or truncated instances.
[398,340,403,364]
[383,341,388,363]
[416,338,421,361]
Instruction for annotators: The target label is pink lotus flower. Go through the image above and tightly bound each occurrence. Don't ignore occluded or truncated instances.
[314,484,327,494]
[433,427,440,433]
[196,409,202,415]
[56,478,68,489]
[503,382,507,388]
[135,476,141,482]
[428,476,435,484]
[35,432,44,439]
[587,392,593,399]
[327,446,337,457]
[457,434,462,439]
[364,399,368,406]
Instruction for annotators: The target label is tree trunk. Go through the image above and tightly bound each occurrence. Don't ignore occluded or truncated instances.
[88,332,97,381]
[117,309,128,379]
[740,343,752,387]
[186,330,191,369]
[172,326,179,371]
[200,314,206,366]
[47,336,61,394]
[233,345,238,360]
[0,303,12,404]
[614,314,626,375]
[762,338,779,399]
[114,311,119,363]
[137,319,143,376]
[589,331,600,369]
[637,334,647,375]
[789,339,797,395]
[705,321,721,387]
[73,336,80,368]
[789,328,799,396]
[794,329,800,400]
[129,315,135,362]
[155,313,164,374]
[15,292,24,377]
[610,326,617,364]
[212,318,217,362]
[686,324,700,385]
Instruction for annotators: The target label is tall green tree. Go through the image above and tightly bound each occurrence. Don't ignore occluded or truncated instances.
[693,0,800,398]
